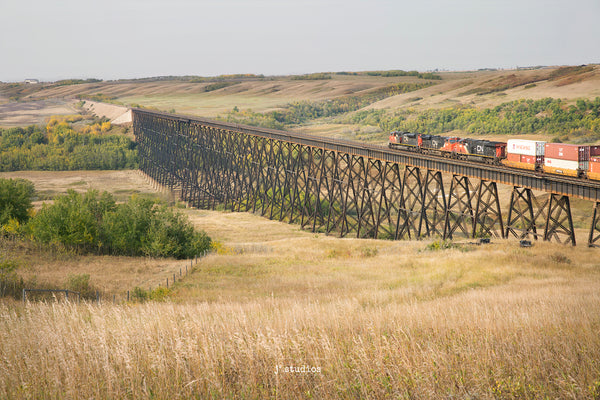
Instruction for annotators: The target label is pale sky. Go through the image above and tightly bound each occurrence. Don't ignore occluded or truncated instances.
[1,0,599,82]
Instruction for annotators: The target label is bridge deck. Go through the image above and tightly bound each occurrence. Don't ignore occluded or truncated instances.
[132,108,600,202]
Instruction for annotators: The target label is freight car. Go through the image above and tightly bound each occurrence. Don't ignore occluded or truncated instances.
[388,132,600,181]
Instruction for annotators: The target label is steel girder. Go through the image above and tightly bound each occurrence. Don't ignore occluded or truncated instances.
[133,111,591,245]
[588,202,600,247]
[505,187,575,245]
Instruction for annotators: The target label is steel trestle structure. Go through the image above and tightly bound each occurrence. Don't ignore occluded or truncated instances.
[133,109,600,246]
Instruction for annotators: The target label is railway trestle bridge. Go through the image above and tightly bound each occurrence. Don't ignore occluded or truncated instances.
[133,109,600,247]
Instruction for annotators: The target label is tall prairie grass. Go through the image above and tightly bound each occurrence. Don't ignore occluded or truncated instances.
[2,278,600,399]
[2,177,600,398]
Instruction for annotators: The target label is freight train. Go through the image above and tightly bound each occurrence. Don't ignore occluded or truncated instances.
[388,131,600,180]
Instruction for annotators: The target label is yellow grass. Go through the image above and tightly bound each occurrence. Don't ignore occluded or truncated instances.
[2,173,600,398]
[0,170,172,204]
[2,269,600,399]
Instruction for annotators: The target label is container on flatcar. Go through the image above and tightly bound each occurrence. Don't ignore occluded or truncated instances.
[520,155,544,165]
[544,158,588,170]
[506,153,521,163]
[544,143,589,161]
[506,139,545,156]
[590,146,600,157]
[590,157,600,173]
[544,157,588,177]
[507,153,543,165]
[588,156,600,180]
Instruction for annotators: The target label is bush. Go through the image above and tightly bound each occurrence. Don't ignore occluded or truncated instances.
[131,286,148,302]
[424,240,462,251]
[348,97,600,141]
[0,178,34,227]
[28,190,115,252]
[66,274,97,300]
[149,287,171,301]
[27,191,212,259]
[0,259,23,298]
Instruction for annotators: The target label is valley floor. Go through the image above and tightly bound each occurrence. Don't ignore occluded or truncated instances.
[1,171,600,398]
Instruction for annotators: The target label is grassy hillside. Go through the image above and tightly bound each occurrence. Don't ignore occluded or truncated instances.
[2,65,599,138]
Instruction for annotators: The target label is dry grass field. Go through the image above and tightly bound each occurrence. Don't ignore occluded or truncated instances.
[1,171,600,398]
[0,99,79,127]
[1,66,600,398]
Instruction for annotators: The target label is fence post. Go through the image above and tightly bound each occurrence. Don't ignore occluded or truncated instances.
[65,290,69,301]
[173,273,176,283]
[127,290,130,302]
[96,291,100,304]
[22,289,26,304]
[180,267,182,277]
[166,278,169,288]
[113,294,116,304]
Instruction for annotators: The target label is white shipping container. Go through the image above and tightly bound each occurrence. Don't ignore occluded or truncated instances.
[507,139,546,156]
[544,157,588,171]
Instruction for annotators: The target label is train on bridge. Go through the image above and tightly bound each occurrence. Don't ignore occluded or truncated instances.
[389,131,600,181]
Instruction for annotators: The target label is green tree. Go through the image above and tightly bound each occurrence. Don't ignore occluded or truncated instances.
[0,178,34,226]
[28,190,115,250]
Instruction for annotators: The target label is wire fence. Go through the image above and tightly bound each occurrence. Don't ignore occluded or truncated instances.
[20,251,208,305]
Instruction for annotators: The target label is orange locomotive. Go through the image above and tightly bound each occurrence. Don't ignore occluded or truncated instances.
[388,131,506,163]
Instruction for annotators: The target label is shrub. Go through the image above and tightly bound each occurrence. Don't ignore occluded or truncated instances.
[0,259,23,298]
[0,125,138,172]
[424,239,462,251]
[131,286,148,302]
[149,287,171,301]
[66,274,97,300]
[0,178,34,227]
[28,190,115,251]
[27,191,212,259]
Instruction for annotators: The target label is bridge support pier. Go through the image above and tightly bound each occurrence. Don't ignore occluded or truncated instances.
[506,188,575,245]
[505,187,544,240]
[544,194,575,245]
[421,170,446,238]
[444,175,474,239]
[374,162,403,240]
[588,202,600,247]
[396,167,424,240]
[473,180,504,239]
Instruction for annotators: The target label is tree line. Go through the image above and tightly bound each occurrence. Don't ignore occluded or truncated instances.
[347,97,600,143]
[0,123,138,171]
[224,82,437,129]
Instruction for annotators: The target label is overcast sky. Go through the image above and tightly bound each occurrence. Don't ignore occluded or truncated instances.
[1,0,599,82]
